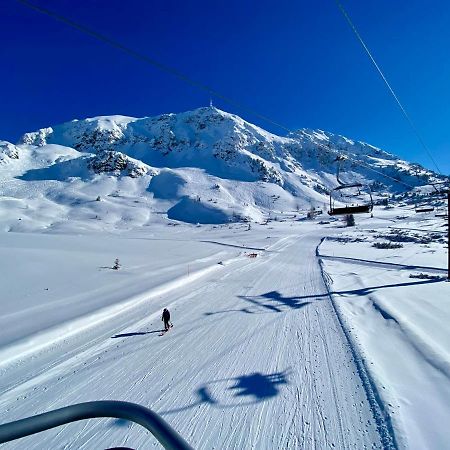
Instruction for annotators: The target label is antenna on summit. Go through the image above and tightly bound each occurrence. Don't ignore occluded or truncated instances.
[209,97,214,108]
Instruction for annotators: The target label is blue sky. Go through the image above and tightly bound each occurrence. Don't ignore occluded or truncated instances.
[1,0,449,174]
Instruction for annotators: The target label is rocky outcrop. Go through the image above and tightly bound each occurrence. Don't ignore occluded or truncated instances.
[88,150,150,178]
[0,141,20,163]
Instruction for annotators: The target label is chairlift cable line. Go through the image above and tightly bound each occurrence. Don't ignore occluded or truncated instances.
[14,0,431,192]
[15,0,291,135]
[334,0,442,175]
[323,151,416,190]
[14,0,450,277]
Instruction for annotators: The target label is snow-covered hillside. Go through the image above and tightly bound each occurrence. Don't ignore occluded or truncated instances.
[0,107,444,232]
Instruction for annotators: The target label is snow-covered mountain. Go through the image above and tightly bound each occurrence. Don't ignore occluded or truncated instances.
[0,107,444,232]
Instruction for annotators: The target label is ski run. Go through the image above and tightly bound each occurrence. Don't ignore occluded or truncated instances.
[0,208,448,449]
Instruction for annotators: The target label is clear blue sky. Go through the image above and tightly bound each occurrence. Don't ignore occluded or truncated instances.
[1,0,449,174]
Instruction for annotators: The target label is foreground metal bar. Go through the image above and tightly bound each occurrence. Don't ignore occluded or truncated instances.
[0,400,194,449]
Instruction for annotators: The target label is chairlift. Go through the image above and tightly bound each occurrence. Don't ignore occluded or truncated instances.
[415,205,434,213]
[328,156,374,216]
[435,206,448,217]
[422,181,449,198]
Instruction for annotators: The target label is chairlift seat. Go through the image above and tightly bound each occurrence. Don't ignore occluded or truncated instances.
[415,207,434,213]
[328,204,373,216]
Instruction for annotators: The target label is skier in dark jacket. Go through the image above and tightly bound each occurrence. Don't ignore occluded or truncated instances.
[162,308,171,331]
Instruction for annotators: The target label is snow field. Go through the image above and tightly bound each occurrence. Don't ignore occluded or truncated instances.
[319,212,449,449]
[1,223,389,449]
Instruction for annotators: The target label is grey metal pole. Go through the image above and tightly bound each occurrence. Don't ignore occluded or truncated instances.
[0,401,194,449]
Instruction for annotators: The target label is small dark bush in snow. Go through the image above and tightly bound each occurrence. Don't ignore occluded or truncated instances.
[372,242,403,249]
[112,258,120,270]
[329,236,366,243]
[375,230,445,245]
[409,273,444,280]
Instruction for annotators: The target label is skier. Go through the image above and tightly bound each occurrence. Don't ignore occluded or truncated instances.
[162,308,171,331]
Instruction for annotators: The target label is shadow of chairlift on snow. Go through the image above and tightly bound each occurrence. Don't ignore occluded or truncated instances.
[204,291,313,317]
[229,371,288,400]
[206,276,445,318]
[160,370,290,416]
[249,279,445,302]
[199,240,270,252]
[239,291,312,313]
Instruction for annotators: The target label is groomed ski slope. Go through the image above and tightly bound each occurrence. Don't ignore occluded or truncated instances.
[0,226,390,449]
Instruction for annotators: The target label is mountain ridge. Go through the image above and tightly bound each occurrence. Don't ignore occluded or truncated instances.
[0,107,444,232]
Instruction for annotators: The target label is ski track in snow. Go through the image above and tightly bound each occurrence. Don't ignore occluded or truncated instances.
[0,230,387,449]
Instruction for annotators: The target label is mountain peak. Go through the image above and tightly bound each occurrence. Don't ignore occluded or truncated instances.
[2,107,445,231]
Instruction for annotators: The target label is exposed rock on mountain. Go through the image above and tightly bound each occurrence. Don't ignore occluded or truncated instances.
[1,107,444,231]
[0,141,19,163]
[88,150,150,178]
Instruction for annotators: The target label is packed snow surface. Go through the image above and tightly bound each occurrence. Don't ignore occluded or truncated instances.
[0,108,448,449]
[0,208,448,449]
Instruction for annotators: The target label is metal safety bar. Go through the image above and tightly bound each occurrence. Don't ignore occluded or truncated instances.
[0,400,194,449]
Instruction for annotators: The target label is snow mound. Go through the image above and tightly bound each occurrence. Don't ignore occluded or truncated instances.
[167,196,233,224]
[147,170,185,199]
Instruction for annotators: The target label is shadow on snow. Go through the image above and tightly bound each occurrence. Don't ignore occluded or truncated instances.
[205,277,445,317]
[205,290,312,317]
[239,291,312,313]
[160,370,290,415]
[111,330,164,338]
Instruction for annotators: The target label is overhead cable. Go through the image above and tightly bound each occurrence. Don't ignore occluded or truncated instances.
[15,0,291,134]
[334,0,442,174]
[15,0,426,190]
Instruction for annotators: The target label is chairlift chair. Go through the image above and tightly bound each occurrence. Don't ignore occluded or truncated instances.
[434,204,448,217]
[327,156,374,216]
[328,183,374,215]
[415,205,434,213]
